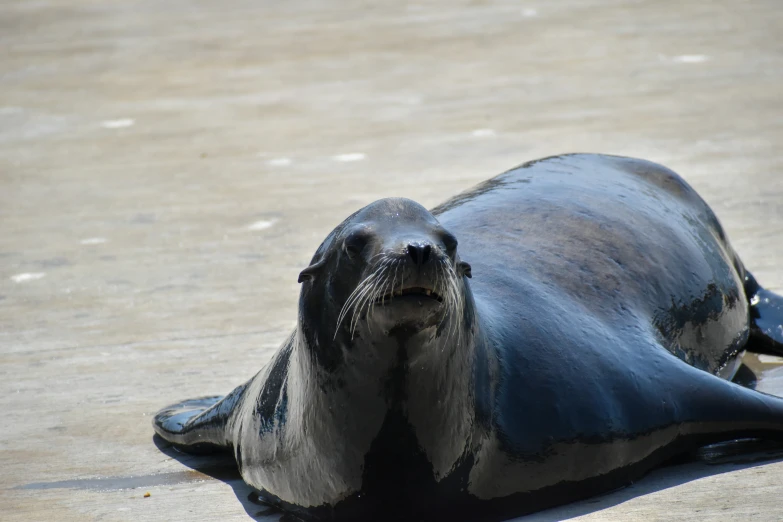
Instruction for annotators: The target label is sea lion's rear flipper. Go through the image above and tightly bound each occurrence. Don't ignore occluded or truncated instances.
[673,360,783,445]
[745,272,783,357]
[152,383,247,453]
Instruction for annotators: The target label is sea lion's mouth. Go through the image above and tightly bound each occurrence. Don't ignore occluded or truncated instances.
[374,287,443,305]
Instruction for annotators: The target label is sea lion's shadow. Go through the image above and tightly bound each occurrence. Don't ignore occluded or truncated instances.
[517,442,783,522]
[154,434,783,521]
[153,435,283,520]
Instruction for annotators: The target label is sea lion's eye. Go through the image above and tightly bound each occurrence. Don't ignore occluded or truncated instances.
[441,232,458,253]
[343,230,370,258]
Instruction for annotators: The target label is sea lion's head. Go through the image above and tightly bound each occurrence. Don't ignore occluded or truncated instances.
[297,198,472,353]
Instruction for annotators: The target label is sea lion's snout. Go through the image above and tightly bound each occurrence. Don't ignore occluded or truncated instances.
[407,241,432,267]
[328,202,472,337]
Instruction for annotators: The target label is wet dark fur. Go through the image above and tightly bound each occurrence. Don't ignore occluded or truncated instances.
[154,154,783,521]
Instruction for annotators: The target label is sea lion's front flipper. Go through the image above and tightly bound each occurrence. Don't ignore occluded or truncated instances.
[153,383,247,453]
[745,272,783,357]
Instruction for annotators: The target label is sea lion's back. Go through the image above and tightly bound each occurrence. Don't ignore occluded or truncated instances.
[434,154,749,375]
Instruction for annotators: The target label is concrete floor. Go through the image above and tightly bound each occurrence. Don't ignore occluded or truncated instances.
[1,0,782,520]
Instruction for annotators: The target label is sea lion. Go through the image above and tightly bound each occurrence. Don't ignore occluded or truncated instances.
[153,153,783,522]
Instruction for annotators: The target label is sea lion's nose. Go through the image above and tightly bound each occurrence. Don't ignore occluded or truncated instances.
[407,242,432,266]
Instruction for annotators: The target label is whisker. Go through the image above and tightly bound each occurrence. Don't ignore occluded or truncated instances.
[334,252,466,343]
[348,260,389,337]
[389,259,400,304]
[336,276,373,329]
[336,264,385,337]
[367,259,393,324]
[348,257,396,338]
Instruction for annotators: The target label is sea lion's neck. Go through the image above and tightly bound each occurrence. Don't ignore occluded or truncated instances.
[270,328,391,505]
[289,305,483,485]
[404,323,482,479]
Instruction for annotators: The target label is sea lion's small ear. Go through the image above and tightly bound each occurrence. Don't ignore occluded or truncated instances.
[458,261,472,279]
[298,259,326,283]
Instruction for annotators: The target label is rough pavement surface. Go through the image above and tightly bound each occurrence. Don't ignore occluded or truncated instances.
[1,0,782,520]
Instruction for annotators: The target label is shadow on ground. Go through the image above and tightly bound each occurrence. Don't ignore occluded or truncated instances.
[149,434,783,522]
[518,441,783,522]
[151,435,284,520]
